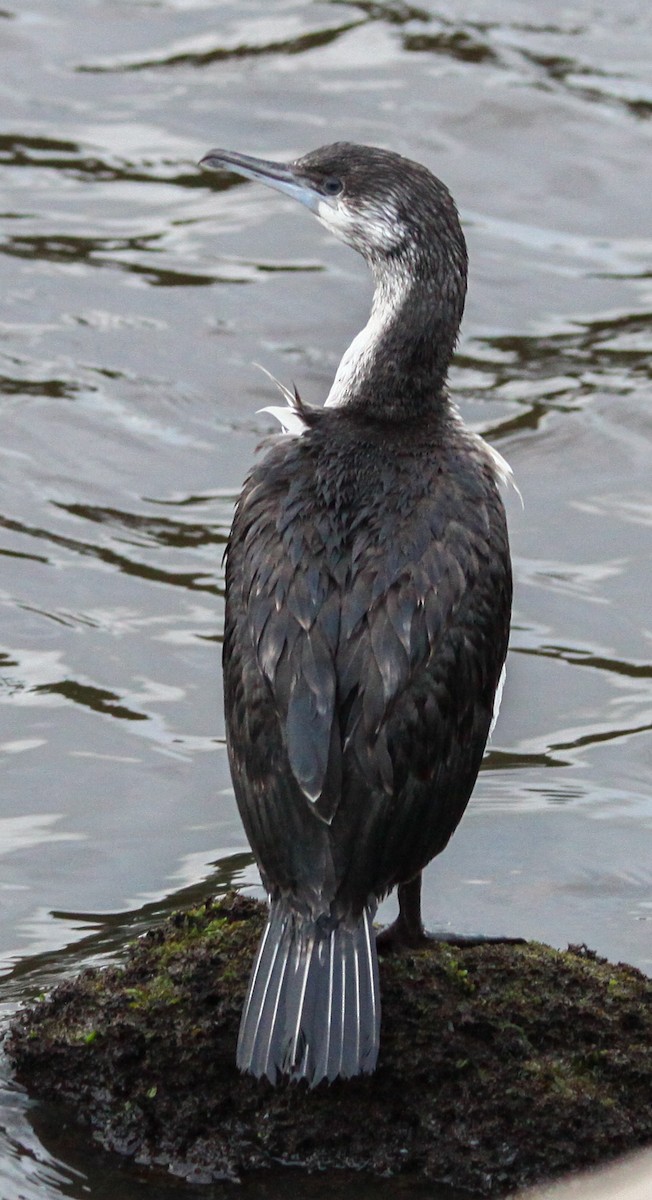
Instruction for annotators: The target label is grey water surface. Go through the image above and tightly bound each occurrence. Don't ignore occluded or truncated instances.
[1,1,651,1197]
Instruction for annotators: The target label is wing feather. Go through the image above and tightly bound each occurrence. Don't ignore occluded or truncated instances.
[224,421,512,897]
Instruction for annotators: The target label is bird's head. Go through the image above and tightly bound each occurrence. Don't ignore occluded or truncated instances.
[200,141,466,281]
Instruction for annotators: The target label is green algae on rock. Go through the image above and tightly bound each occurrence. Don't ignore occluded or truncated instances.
[6,893,652,1195]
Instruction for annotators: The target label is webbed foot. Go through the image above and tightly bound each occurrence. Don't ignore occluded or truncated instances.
[376,876,525,953]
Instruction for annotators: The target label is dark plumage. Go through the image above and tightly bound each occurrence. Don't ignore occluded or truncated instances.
[200,143,512,1086]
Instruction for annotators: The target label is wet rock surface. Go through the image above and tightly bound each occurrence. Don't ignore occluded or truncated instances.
[6,893,652,1195]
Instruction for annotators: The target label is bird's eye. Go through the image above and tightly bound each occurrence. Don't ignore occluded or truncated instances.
[322,177,343,196]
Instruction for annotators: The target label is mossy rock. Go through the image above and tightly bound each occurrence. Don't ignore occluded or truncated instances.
[6,892,652,1195]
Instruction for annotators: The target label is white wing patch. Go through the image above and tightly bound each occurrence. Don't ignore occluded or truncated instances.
[481,440,523,505]
[489,662,506,738]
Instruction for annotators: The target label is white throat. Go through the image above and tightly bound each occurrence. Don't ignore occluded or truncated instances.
[324,270,410,408]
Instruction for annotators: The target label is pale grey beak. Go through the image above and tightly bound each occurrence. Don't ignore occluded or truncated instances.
[200,148,320,213]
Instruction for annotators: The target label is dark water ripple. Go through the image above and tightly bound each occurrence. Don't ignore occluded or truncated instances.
[0,373,81,398]
[78,21,367,74]
[31,681,149,722]
[0,132,208,189]
[484,313,652,382]
[521,643,652,682]
[56,503,230,549]
[404,29,499,64]
[83,10,652,124]
[0,513,224,594]
[483,747,568,771]
[330,1,431,25]
[400,13,652,117]
[0,232,221,287]
[449,308,652,442]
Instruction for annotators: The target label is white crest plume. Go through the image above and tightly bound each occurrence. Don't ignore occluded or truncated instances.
[254,363,307,437]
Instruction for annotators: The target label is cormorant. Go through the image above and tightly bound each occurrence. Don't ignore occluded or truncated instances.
[200,142,513,1086]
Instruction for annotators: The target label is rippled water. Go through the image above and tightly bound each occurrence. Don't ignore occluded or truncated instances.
[1,1,651,1196]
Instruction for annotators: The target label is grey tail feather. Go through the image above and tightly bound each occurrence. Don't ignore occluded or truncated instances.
[237,898,380,1086]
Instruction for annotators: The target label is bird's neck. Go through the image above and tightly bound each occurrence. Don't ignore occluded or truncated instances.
[325,261,464,419]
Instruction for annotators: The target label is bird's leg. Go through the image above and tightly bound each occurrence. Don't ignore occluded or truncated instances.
[376,875,430,951]
[376,873,525,952]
